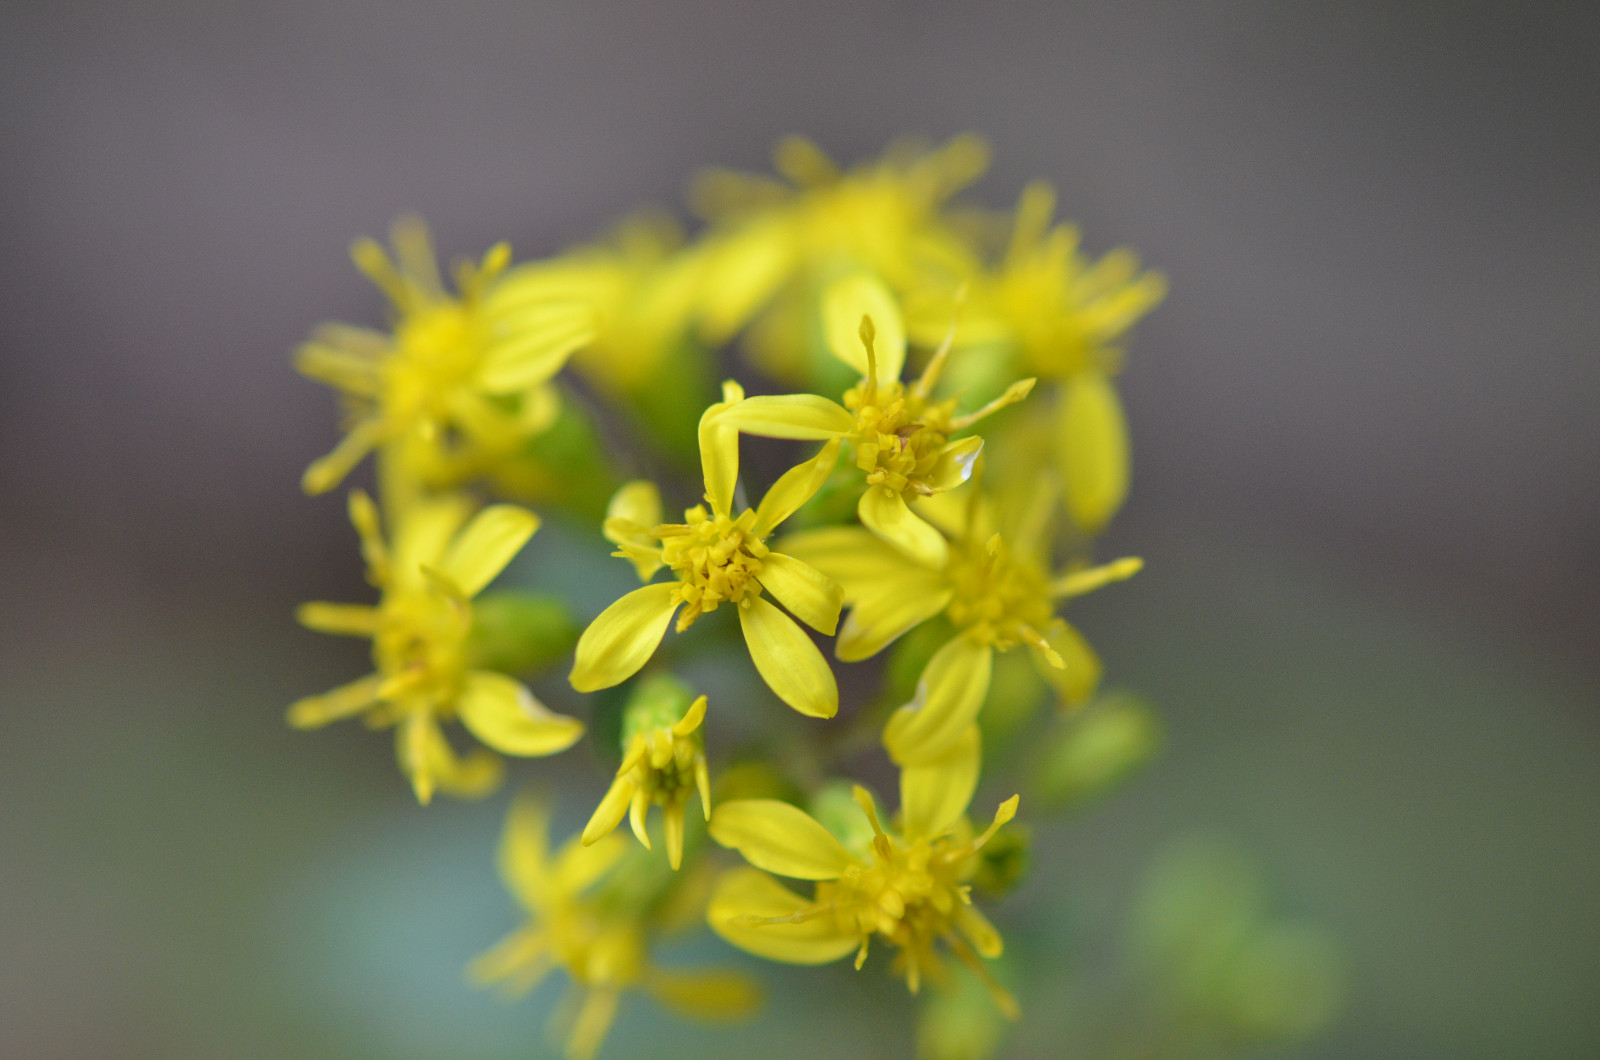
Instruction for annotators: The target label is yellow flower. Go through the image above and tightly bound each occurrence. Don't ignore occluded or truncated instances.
[707,725,1020,1017]
[474,797,761,1060]
[296,216,595,499]
[583,677,712,870]
[569,381,844,718]
[494,213,706,397]
[713,272,1034,567]
[288,491,583,803]
[909,183,1165,533]
[783,491,1140,764]
[690,135,990,375]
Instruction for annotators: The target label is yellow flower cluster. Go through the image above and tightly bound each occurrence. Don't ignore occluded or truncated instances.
[288,135,1163,1059]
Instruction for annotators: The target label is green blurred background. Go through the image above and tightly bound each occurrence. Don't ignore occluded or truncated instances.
[2,3,1596,1057]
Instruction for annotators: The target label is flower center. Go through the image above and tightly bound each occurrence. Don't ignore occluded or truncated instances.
[382,302,482,427]
[374,587,471,710]
[656,506,768,629]
[844,381,958,498]
[943,536,1054,651]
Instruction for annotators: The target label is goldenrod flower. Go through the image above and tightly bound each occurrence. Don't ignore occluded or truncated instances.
[783,491,1140,764]
[569,382,844,718]
[474,797,761,1060]
[909,183,1165,533]
[583,676,712,870]
[713,272,1033,567]
[296,216,595,498]
[691,135,990,378]
[708,726,1020,1017]
[288,491,583,803]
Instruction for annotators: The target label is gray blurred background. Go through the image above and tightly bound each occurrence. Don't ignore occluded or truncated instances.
[2,3,1596,1058]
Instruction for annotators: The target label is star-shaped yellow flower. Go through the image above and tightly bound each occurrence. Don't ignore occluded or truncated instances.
[288,491,583,803]
[711,272,1033,568]
[783,489,1140,765]
[569,381,844,718]
[474,797,760,1060]
[583,679,712,870]
[707,725,1020,1017]
[297,216,596,500]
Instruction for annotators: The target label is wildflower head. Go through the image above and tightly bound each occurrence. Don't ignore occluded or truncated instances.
[475,797,760,1060]
[288,491,583,803]
[708,726,1021,1017]
[296,216,595,497]
[583,675,712,870]
[570,382,845,718]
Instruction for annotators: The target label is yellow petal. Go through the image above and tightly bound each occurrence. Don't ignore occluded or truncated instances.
[301,418,382,495]
[698,382,745,517]
[566,987,620,1060]
[439,504,540,598]
[715,394,854,440]
[391,496,473,589]
[710,799,857,879]
[582,776,635,846]
[347,489,390,583]
[737,596,838,718]
[570,583,681,692]
[647,968,763,1022]
[671,694,708,737]
[664,802,686,870]
[554,829,629,896]
[499,794,554,911]
[751,438,842,537]
[1034,622,1102,706]
[779,526,932,600]
[857,488,949,569]
[900,723,981,841]
[708,867,859,965]
[955,903,1004,959]
[457,671,584,757]
[286,672,383,729]
[467,926,551,996]
[1051,556,1143,599]
[926,435,985,492]
[1057,370,1130,533]
[477,301,595,393]
[295,601,380,637]
[754,553,842,636]
[823,273,905,386]
[883,636,994,766]
[606,479,662,527]
[604,481,665,581]
[836,584,953,662]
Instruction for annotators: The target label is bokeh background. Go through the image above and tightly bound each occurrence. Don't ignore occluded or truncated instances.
[2,3,1597,1057]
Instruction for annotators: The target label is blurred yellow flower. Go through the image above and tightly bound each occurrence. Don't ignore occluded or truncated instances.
[583,678,712,870]
[784,491,1140,764]
[474,797,761,1060]
[288,490,583,803]
[569,382,844,718]
[690,135,990,380]
[708,726,1020,1016]
[909,182,1165,533]
[296,216,594,500]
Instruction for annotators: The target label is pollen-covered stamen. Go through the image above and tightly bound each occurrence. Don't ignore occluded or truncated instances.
[654,506,770,630]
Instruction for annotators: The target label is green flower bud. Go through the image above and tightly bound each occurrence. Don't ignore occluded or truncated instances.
[1032,690,1161,808]
[465,591,577,675]
[620,672,698,749]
